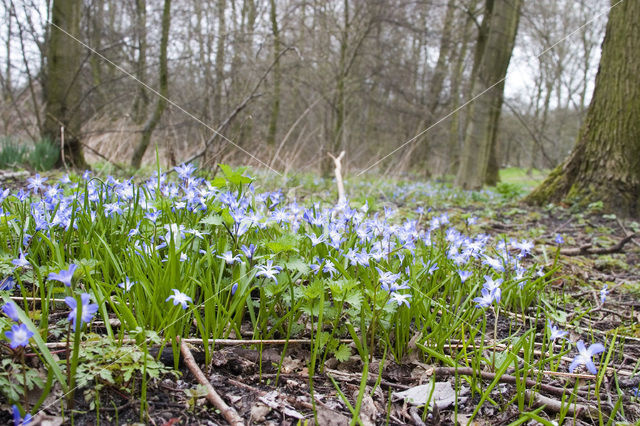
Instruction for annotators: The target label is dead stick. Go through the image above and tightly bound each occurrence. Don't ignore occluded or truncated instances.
[559,232,638,256]
[433,367,588,398]
[179,337,244,426]
[328,150,346,205]
[524,390,600,419]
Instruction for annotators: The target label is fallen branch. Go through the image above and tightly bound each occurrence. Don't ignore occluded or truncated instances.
[179,337,244,426]
[559,232,639,256]
[432,367,590,398]
[524,390,600,419]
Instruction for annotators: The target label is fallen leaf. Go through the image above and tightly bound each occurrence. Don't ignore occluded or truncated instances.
[392,381,468,409]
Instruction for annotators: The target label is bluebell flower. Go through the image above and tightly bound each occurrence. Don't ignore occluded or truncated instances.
[48,264,78,287]
[5,323,34,349]
[12,405,32,426]
[218,251,243,265]
[117,277,136,292]
[458,270,472,283]
[65,293,99,330]
[255,260,282,284]
[305,233,326,246]
[555,234,564,244]
[241,244,256,260]
[323,260,337,278]
[0,276,16,291]
[547,320,568,340]
[389,292,412,308]
[473,288,499,308]
[600,284,608,304]
[2,300,20,322]
[231,282,238,295]
[166,289,192,309]
[27,173,47,192]
[568,341,605,374]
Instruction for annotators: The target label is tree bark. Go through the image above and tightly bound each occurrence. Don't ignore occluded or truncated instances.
[130,0,171,168]
[455,0,521,189]
[43,0,87,169]
[525,0,640,217]
[266,0,281,146]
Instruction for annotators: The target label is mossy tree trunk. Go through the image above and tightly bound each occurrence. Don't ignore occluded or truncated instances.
[455,0,521,189]
[131,0,171,169]
[525,0,640,217]
[43,0,87,169]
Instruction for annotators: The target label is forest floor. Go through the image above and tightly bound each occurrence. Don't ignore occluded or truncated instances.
[0,168,639,426]
[71,198,640,425]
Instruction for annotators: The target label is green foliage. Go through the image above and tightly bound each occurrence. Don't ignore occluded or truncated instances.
[0,358,45,402]
[0,137,29,168]
[75,333,177,409]
[27,139,60,171]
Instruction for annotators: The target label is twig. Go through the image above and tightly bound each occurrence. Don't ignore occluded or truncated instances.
[524,390,600,419]
[432,367,590,398]
[178,337,244,426]
[559,232,638,256]
[328,150,346,205]
[60,126,69,172]
[43,337,353,349]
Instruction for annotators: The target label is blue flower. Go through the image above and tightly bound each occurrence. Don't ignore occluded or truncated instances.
[11,251,30,268]
[48,264,78,287]
[255,260,282,284]
[547,321,568,340]
[555,234,564,244]
[117,277,136,292]
[241,244,256,260]
[2,301,20,322]
[568,341,605,374]
[0,276,16,291]
[12,405,32,426]
[166,289,192,309]
[600,285,608,304]
[65,293,99,331]
[26,173,47,192]
[218,251,243,265]
[389,292,412,308]
[473,288,499,308]
[458,270,472,283]
[5,323,34,349]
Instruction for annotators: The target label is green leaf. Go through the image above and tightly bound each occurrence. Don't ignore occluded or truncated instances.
[200,214,224,226]
[334,344,352,362]
[266,234,299,253]
[2,297,68,391]
[285,257,309,275]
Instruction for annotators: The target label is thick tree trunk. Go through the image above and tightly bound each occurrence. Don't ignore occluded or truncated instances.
[455,0,521,189]
[43,0,87,169]
[130,0,171,168]
[526,1,640,217]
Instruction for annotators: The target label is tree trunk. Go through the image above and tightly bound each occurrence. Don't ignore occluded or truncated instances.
[525,0,640,217]
[213,0,226,124]
[131,0,148,124]
[455,0,521,189]
[411,0,454,170]
[43,0,87,169]
[266,0,281,146]
[130,0,171,169]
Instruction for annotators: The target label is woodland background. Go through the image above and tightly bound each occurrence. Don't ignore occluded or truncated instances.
[0,0,606,178]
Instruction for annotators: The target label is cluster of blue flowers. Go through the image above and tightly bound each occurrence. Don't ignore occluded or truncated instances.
[0,164,609,386]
